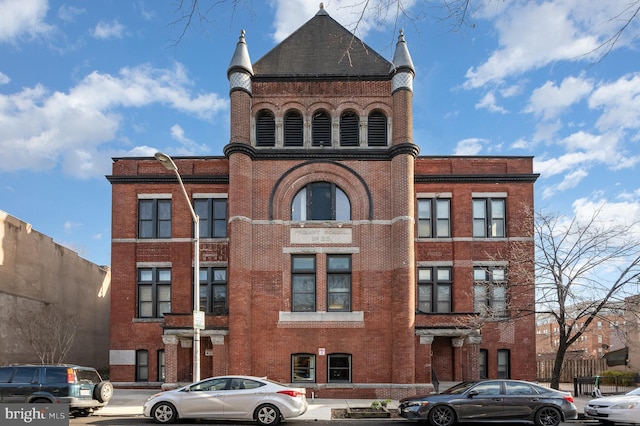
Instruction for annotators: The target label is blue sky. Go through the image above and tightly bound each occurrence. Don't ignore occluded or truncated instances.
[1,0,640,267]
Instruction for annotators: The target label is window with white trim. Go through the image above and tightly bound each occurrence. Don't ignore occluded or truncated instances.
[417,267,452,313]
[473,266,507,318]
[418,198,451,238]
[473,198,505,238]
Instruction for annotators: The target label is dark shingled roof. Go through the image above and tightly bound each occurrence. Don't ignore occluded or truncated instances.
[252,7,391,79]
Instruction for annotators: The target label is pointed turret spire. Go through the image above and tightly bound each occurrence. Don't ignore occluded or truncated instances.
[316,2,328,16]
[390,29,415,74]
[227,30,253,78]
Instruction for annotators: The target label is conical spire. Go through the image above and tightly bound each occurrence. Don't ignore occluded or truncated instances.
[227,30,253,78]
[390,29,415,75]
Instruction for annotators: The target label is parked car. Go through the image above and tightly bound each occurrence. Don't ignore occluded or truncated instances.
[584,387,640,425]
[143,375,308,425]
[398,379,577,426]
[0,364,113,417]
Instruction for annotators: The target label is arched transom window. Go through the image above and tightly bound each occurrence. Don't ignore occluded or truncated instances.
[291,182,351,221]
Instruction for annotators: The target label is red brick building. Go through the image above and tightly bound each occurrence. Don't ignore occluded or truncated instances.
[107,6,538,398]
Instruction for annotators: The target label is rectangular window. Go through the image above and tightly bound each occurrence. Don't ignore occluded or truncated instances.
[327,255,351,312]
[417,198,450,238]
[328,354,351,383]
[473,198,505,238]
[198,267,227,315]
[136,350,148,382]
[417,267,452,313]
[497,349,510,379]
[292,354,316,383]
[195,198,227,238]
[479,349,488,379]
[292,255,316,312]
[138,268,172,318]
[138,199,172,238]
[473,266,507,318]
[157,350,165,382]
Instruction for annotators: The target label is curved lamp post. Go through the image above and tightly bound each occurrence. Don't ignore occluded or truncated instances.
[154,152,201,383]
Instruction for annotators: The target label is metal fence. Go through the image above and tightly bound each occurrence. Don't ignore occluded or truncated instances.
[574,375,638,397]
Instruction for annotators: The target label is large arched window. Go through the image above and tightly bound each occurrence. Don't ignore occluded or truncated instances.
[339,111,359,146]
[284,110,303,146]
[367,110,387,146]
[291,182,351,221]
[312,110,331,146]
[255,110,275,147]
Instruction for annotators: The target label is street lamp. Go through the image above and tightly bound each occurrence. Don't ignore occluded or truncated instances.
[154,152,202,383]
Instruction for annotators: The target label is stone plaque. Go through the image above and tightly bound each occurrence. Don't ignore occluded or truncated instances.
[290,228,352,244]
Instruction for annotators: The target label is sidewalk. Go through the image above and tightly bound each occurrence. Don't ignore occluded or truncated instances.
[95,388,592,420]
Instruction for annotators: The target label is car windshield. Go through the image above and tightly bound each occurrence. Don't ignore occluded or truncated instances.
[441,381,477,395]
[626,388,640,396]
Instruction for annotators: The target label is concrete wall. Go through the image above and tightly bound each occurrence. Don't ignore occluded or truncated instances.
[0,210,110,370]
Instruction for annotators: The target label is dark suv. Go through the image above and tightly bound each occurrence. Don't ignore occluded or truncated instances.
[0,364,113,417]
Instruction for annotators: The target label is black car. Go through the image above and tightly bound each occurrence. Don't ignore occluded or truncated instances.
[0,364,113,417]
[398,379,577,426]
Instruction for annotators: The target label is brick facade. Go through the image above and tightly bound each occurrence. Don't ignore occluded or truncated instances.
[107,7,538,398]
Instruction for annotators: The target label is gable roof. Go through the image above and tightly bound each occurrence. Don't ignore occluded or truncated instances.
[252,7,392,79]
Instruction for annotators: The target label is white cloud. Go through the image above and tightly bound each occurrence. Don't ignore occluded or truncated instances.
[170,124,208,155]
[589,73,640,132]
[92,20,126,40]
[0,72,9,85]
[0,63,228,177]
[58,4,85,23]
[271,0,417,42]
[572,197,640,232]
[464,1,636,89]
[526,76,593,121]
[454,138,489,155]
[475,91,507,113]
[0,0,53,43]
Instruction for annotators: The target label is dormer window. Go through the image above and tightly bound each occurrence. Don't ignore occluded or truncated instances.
[256,110,275,147]
[312,111,332,146]
[367,111,387,146]
[284,110,304,146]
[339,111,359,147]
[291,182,351,221]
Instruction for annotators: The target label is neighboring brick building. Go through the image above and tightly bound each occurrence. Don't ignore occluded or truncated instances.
[0,209,110,369]
[108,6,538,397]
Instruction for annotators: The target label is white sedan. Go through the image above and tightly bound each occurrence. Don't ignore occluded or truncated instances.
[143,375,308,425]
[584,387,640,425]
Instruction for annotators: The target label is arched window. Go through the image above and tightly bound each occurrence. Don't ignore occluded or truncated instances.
[367,110,387,146]
[255,110,275,147]
[312,110,331,146]
[284,110,303,146]
[291,182,351,221]
[339,111,359,146]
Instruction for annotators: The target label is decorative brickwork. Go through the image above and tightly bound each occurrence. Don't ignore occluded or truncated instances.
[107,7,538,396]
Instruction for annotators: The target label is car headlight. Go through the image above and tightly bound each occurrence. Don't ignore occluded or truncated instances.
[610,402,638,410]
[146,392,164,402]
[404,401,429,407]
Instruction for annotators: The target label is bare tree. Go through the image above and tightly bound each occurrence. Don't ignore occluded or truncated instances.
[534,207,640,389]
[14,304,79,364]
[170,0,640,61]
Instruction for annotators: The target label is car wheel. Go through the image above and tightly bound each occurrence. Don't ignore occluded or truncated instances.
[152,402,178,424]
[254,403,281,426]
[94,381,114,403]
[428,405,455,426]
[534,406,561,426]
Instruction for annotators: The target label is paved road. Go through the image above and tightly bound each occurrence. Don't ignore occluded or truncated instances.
[70,416,598,425]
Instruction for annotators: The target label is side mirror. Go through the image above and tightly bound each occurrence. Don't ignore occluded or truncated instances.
[467,390,479,398]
